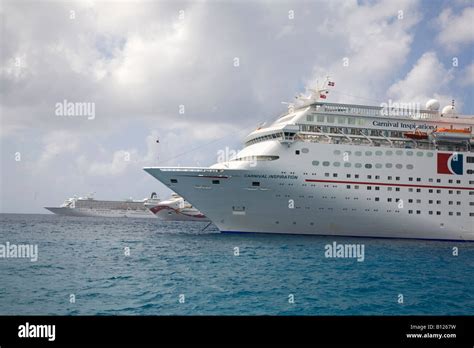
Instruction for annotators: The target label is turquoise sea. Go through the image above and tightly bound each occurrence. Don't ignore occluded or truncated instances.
[0,214,473,315]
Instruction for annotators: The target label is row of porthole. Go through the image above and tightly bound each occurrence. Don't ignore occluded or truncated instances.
[333,149,433,157]
[312,161,413,170]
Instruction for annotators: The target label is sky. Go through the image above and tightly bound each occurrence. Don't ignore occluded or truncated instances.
[0,0,473,213]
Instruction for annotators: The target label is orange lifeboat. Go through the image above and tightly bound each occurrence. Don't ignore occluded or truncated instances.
[432,127,472,142]
[404,130,428,140]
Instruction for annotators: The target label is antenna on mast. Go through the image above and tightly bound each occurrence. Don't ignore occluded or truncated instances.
[308,75,335,101]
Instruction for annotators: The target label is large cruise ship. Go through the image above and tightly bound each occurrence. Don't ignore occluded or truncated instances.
[145,193,210,221]
[144,79,474,241]
[45,193,159,218]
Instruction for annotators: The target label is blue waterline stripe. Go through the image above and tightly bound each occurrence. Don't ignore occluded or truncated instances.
[221,230,473,242]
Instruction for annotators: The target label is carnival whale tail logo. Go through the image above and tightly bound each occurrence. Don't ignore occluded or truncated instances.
[437,153,463,175]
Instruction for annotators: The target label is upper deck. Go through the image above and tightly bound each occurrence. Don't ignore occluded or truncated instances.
[276,101,474,123]
[245,101,474,152]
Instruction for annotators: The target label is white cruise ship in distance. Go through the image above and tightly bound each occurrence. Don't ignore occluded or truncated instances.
[144,78,474,241]
[145,193,210,221]
[45,193,158,218]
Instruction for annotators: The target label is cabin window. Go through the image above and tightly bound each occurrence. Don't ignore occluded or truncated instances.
[212,180,220,185]
[170,179,178,183]
[252,182,260,187]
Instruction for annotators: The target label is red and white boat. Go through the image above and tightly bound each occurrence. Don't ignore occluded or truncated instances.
[403,129,429,140]
[145,193,210,221]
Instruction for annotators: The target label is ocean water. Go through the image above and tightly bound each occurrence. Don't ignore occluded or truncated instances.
[0,213,473,315]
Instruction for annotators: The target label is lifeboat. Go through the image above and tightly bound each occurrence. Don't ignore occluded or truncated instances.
[404,130,428,140]
[432,127,472,142]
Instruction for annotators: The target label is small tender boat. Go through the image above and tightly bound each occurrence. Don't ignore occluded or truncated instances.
[432,127,472,142]
[404,130,428,140]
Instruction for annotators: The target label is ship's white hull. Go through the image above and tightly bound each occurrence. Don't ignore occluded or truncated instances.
[144,141,474,241]
[45,207,156,218]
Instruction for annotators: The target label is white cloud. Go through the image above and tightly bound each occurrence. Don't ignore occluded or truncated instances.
[436,7,474,53]
[306,0,421,105]
[38,130,80,164]
[387,51,457,110]
[460,61,474,86]
[77,149,138,176]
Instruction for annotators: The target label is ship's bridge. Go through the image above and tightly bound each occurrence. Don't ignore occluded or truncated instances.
[243,107,310,146]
